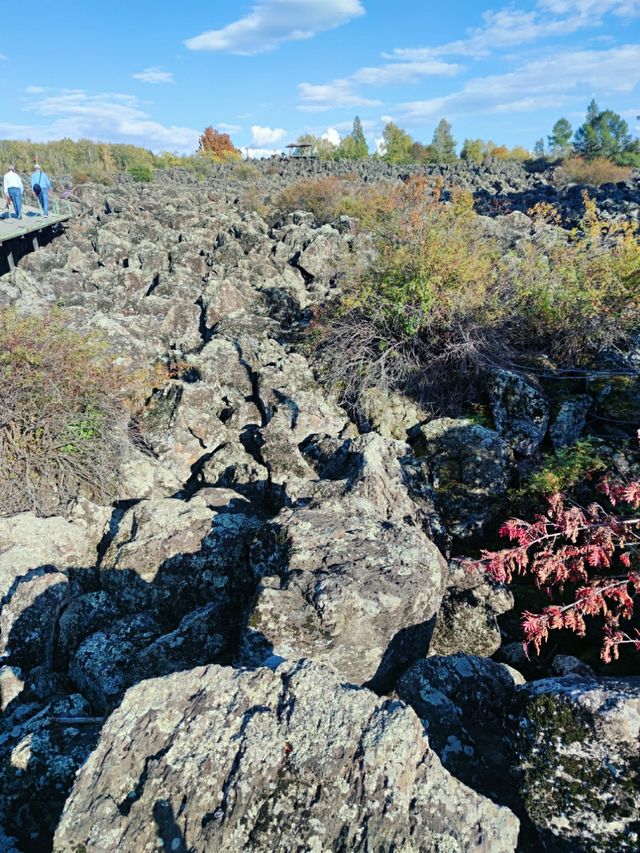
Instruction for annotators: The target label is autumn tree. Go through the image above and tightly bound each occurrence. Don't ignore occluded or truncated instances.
[198,126,241,162]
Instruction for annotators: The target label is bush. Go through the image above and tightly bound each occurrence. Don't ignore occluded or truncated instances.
[473,478,640,663]
[128,163,153,182]
[314,178,507,411]
[556,156,632,186]
[0,309,145,516]
[509,194,640,364]
[275,176,345,224]
[312,181,640,415]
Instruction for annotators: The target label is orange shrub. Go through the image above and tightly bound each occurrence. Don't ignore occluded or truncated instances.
[557,157,631,186]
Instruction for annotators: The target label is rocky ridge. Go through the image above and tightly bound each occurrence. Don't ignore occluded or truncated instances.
[0,161,639,852]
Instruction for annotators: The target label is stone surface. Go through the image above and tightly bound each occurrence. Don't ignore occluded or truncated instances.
[411,418,513,541]
[244,434,447,688]
[509,675,640,852]
[489,370,550,456]
[54,660,519,853]
[429,560,513,657]
[398,654,524,805]
[549,396,592,449]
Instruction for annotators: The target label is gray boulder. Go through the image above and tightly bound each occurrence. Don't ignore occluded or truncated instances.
[398,654,524,804]
[54,660,519,852]
[0,692,100,851]
[429,560,513,658]
[0,505,110,670]
[100,494,261,624]
[549,396,592,449]
[244,434,447,687]
[509,675,640,852]
[489,370,550,455]
[411,418,513,541]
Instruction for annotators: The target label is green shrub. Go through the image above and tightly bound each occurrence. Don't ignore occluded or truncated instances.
[0,309,145,516]
[128,163,153,182]
[519,440,608,502]
[313,180,640,415]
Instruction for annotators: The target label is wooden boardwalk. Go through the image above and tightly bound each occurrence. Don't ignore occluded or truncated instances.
[0,197,72,246]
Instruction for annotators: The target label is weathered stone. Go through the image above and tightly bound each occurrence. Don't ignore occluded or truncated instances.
[356,387,424,440]
[244,434,447,687]
[411,418,513,541]
[100,495,261,624]
[0,693,99,852]
[489,370,550,455]
[399,654,524,805]
[429,560,513,657]
[54,660,519,852]
[549,396,592,449]
[509,675,640,852]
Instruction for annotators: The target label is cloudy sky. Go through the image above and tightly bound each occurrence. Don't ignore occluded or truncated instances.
[1,0,639,156]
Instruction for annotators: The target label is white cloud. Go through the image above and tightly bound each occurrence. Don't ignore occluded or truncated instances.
[298,53,461,113]
[387,0,640,62]
[322,127,341,145]
[298,80,382,111]
[399,44,640,122]
[4,89,199,152]
[132,67,175,84]
[245,146,283,158]
[251,124,287,145]
[218,122,243,133]
[185,0,365,55]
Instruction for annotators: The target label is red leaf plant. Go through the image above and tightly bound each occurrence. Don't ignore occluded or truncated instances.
[471,479,640,662]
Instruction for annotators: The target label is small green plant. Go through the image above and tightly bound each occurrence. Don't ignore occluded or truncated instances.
[128,163,153,182]
[520,440,608,500]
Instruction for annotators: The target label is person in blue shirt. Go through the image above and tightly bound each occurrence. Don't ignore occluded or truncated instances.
[31,163,52,217]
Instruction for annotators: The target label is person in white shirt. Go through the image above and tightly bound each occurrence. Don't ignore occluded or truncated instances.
[3,167,24,220]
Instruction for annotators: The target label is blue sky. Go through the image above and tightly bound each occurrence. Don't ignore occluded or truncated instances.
[1,0,639,156]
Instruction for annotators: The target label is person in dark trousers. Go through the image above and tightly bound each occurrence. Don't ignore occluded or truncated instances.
[31,163,52,217]
[3,166,24,220]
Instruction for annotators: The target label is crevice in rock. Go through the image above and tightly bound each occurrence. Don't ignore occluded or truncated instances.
[145,272,160,297]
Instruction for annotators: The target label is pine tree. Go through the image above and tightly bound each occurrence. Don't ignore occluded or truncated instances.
[547,118,572,155]
[335,116,369,160]
[431,119,457,163]
[574,103,631,160]
[533,138,546,158]
[351,116,369,158]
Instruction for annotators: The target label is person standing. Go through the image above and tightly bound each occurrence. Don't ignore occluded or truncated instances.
[3,166,24,220]
[31,163,52,217]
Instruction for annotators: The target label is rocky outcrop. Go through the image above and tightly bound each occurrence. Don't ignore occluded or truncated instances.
[54,660,520,853]
[509,675,640,852]
[410,418,513,541]
[1,161,638,852]
[244,434,448,688]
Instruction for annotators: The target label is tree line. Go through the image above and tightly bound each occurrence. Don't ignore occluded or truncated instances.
[296,101,639,167]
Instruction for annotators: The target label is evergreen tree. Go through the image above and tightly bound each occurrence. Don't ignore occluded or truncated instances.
[547,118,572,155]
[574,103,631,160]
[351,116,369,158]
[335,116,369,160]
[431,119,457,163]
[533,138,546,158]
